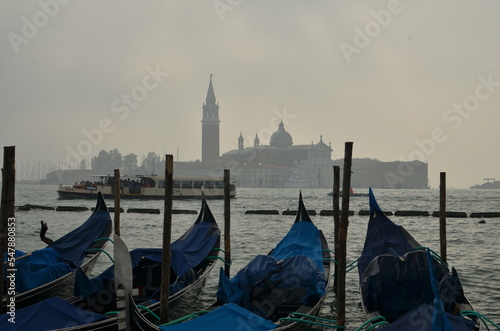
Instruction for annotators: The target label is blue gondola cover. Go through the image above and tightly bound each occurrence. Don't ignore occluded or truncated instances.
[159,302,277,331]
[75,215,219,298]
[217,220,326,317]
[0,296,105,330]
[3,206,111,293]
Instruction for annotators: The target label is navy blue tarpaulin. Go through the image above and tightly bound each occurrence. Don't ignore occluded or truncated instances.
[3,196,111,293]
[75,199,220,298]
[49,208,112,266]
[217,220,326,314]
[0,296,105,330]
[380,304,476,331]
[159,303,277,331]
[270,220,324,271]
[360,188,476,330]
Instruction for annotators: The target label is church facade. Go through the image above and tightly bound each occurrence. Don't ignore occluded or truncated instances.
[219,122,333,188]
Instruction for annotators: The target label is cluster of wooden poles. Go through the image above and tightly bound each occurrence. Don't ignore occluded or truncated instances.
[0,143,452,328]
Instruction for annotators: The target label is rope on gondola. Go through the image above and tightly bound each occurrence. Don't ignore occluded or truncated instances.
[136,305,160,321]
[93,237,114,244]
[160,311,210,326]
[323,258,339,265]
[279,312,345,328]
[355,316,389,330]
[204,256,232,266]
[346,257,359,273]
[414,246,448,267]
[85,248,114,263]
[460,311,500,330]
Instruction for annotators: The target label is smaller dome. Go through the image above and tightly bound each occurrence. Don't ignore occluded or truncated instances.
[270,121,293,148]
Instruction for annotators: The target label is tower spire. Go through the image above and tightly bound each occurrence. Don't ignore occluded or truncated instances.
[201,74,220,166]
[205,73,216,106]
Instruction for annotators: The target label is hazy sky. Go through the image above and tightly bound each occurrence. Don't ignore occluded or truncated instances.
[1,1,499,188]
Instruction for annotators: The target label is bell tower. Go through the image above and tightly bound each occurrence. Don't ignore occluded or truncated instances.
[201,74,220,166]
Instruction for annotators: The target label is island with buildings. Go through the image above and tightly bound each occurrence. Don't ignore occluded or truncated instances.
[48,75,428,189]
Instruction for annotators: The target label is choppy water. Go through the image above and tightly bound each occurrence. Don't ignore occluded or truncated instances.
[11,184,500,329]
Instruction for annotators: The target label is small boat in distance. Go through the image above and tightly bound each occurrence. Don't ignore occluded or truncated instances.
[57,174,236,199]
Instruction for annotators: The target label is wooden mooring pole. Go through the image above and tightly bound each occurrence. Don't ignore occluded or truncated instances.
[336,142,353,327]
[114,169,120,236]
[0,146,15,314]
[333,165,340,291]
[224,169,231,278]
[160,155,173,324]
[439,172,447,264]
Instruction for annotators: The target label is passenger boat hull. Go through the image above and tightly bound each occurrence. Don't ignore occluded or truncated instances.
[57,175,236,200]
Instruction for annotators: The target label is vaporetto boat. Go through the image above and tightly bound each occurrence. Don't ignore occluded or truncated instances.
[57,175,236,199]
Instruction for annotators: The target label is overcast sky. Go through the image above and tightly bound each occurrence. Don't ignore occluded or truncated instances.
[1,1,499,188]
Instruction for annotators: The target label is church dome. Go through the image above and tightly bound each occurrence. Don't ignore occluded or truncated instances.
[270,121,293,148]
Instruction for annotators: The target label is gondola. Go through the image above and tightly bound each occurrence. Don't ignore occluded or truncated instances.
[357,188,480,330]
[2,192,112,310]
[0,196,220,330]
[134,192,332,330]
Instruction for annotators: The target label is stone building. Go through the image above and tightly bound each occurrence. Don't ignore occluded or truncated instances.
[220,122,333,188]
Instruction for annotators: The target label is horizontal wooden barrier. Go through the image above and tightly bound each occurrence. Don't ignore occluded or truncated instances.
[394,210,430,217]
[470,212,500,218]
[56,206,89,212]
[319,210,354,216]
[245,210,280,215]
[431,211,467,218]
[358,210,394,216]
[24,204,55,210]
[127,208,161,214]
[282,210,316,216]
[172,209,198,214]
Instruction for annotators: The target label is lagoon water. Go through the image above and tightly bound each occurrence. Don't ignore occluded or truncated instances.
[11,184,500,329]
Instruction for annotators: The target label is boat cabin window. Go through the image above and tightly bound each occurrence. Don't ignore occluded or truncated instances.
[203,180,214,188]
[143,177,156,188]
[181,181,192,189]
[158,180,165,189]
[173,180,181,189]
[215,180,223,188]
[193,180,203,189]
